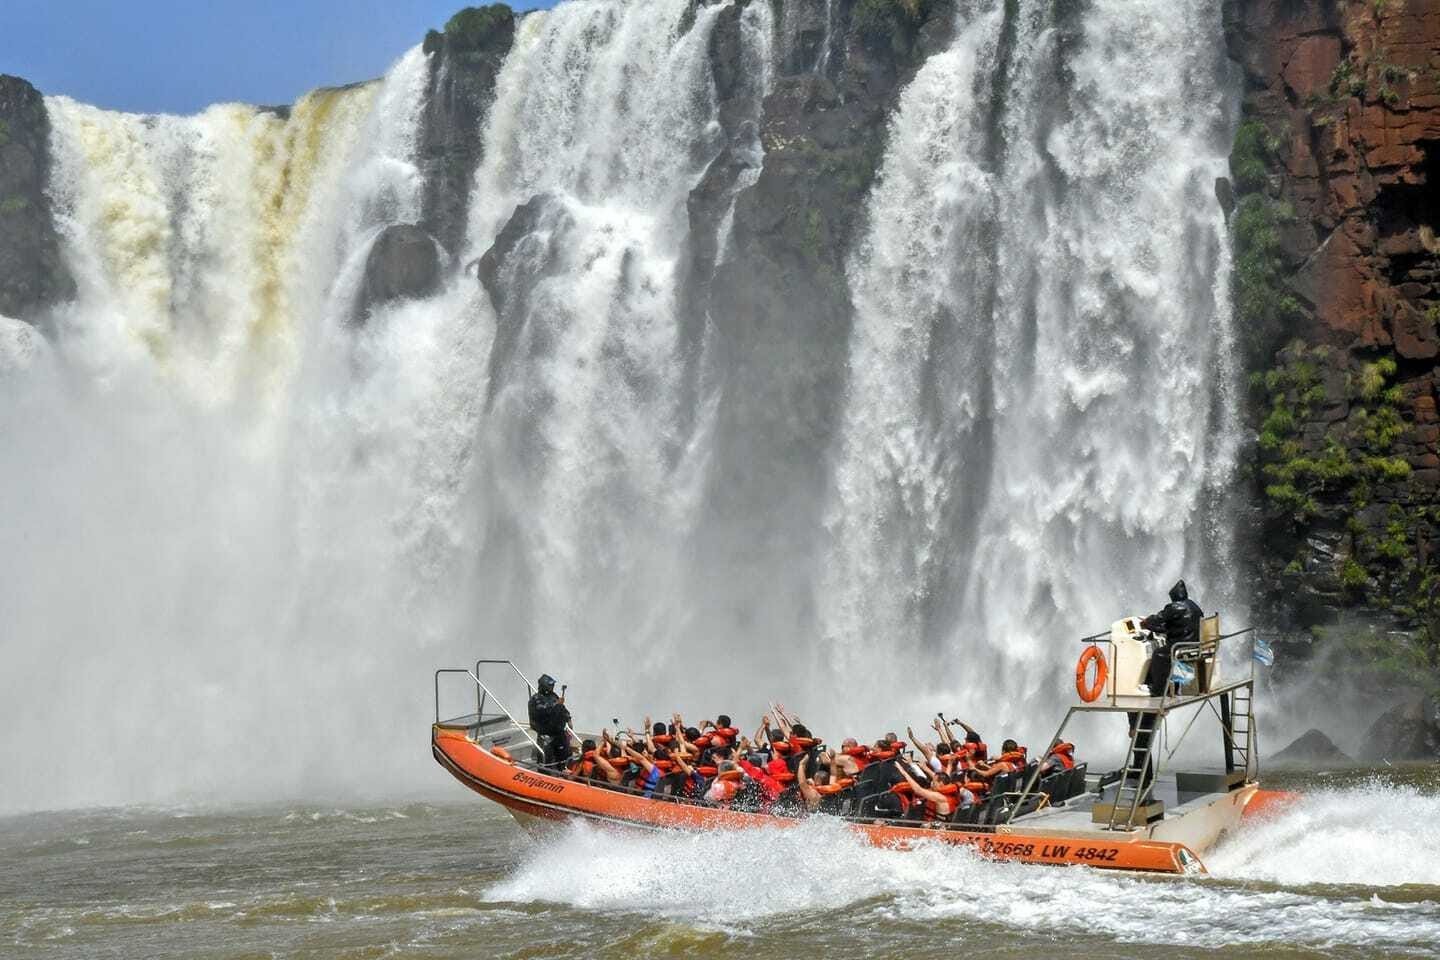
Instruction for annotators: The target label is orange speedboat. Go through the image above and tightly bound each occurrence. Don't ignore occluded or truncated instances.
[433,622,1293,876]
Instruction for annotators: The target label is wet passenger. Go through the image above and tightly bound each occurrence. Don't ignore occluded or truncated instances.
[704,760,744,804]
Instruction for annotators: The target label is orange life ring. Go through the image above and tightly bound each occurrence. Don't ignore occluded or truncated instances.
[490,745,515,763]
[1075,646,1108,702]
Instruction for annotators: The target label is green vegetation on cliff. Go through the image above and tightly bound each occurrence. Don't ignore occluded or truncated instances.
[430,4,514,55]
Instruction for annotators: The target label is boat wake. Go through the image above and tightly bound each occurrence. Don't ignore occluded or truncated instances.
[487,787,1440,952]
[1207,778,1440,888]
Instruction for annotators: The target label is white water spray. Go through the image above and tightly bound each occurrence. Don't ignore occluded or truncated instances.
[490,800,1440,952]
[823,0,1240,741]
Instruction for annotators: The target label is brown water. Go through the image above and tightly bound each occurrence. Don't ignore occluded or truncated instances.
[4,768,1439,959]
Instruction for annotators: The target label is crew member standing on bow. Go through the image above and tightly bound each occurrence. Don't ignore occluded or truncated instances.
[527,674,573,768]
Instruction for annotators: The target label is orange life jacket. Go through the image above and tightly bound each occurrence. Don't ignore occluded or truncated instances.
[1047,742,1076,770]
[813,777,855,795]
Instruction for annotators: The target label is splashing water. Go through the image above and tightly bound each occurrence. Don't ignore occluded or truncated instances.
[489,785,1440,953]
[1208,780,1440,888]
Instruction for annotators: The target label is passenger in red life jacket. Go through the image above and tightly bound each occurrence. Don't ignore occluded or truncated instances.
[896,763,956,822]
[693,715,739,757]
[567,739,599,781]
[837,738,869,773]
[589,733,624,786]
[972,739,1026,782]
[1040,741,1077,776]
[704,760,744,804]
[948,719,988,765]
[736,753,783,807]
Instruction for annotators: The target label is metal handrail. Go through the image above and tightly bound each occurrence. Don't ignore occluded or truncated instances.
[434,665,543,753]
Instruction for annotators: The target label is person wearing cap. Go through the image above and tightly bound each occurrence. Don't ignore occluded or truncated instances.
[526,673,572,767]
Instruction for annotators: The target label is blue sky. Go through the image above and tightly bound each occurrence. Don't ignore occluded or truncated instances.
[1,1,555,115]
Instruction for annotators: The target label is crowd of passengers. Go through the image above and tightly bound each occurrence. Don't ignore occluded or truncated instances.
[554,705,1082,825]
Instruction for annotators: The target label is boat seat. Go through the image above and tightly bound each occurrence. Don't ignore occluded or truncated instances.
[1039,772,1067,803]
[1066,763,1089,800]
[1010,793,1044,820]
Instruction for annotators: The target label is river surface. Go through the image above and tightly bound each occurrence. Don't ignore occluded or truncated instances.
[5,768,1439,959]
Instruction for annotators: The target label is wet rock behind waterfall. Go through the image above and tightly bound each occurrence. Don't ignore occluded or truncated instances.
[354,224,442,322]
[1362,695,1440,762]
[0,74,73,324]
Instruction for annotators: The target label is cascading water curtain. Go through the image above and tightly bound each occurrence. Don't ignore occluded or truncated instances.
[822,0,1240,739]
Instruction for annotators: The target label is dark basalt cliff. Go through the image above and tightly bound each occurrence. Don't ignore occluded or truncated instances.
[0,75,72,324]
[1224,0,1440,697]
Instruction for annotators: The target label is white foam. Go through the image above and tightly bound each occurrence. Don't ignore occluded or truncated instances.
[1208,780,1440,887]
[488,813,1440,950]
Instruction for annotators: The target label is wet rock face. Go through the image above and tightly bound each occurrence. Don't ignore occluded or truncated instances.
[1362,694,1440,761]
[1224,1,1440,638]
[417,5,516,258]
[355,224,442,322]
[0,75,73,324]
[684,0,957,637]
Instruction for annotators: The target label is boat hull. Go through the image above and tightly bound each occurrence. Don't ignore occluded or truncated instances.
[432,728,1211,875]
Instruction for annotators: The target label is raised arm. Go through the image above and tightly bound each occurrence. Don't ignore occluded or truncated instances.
[933,717,956,748]
[592,747,621,784]
[622,745,655,774]
[898,765,949,812]
[796,755,820,812]
[771,703,795,738]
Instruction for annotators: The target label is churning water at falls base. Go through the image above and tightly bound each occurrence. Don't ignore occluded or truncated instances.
[4,770,1440,959]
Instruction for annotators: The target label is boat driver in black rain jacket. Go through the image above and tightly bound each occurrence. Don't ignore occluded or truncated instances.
[1140,580,1203,693]
[527,674,572,768]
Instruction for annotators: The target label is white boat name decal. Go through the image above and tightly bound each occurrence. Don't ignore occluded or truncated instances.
[512,771,566,794]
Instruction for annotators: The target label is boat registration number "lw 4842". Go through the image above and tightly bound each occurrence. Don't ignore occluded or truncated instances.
[976,838,1120,862]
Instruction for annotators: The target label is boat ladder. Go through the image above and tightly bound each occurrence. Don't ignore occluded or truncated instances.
[1226,684,1255,778]
[1106,688,1169,831]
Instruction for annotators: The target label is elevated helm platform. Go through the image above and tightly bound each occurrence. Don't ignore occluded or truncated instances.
[431,626,1292,876]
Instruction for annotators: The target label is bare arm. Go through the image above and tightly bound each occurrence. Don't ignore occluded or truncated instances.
[623,746,655,773]
[899,766,951,814]
[796,755,820,812]
[933,718,956,748]
[592,749,621,784]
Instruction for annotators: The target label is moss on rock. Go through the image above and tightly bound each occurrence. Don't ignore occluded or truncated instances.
[443,5,515,54]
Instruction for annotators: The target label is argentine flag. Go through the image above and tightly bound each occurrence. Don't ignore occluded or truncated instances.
[1170,659,1197,685]
[1253,637,1275,667]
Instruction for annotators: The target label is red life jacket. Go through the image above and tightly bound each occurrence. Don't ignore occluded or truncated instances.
[738,759,782,802]
[1047,742,1076,770]
[992,749,1027,774]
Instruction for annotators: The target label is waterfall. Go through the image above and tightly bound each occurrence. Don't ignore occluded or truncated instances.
[463,0,736,680]
[823,0,1239,731]
[0,0,1241,810]
[0,47,467,812]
